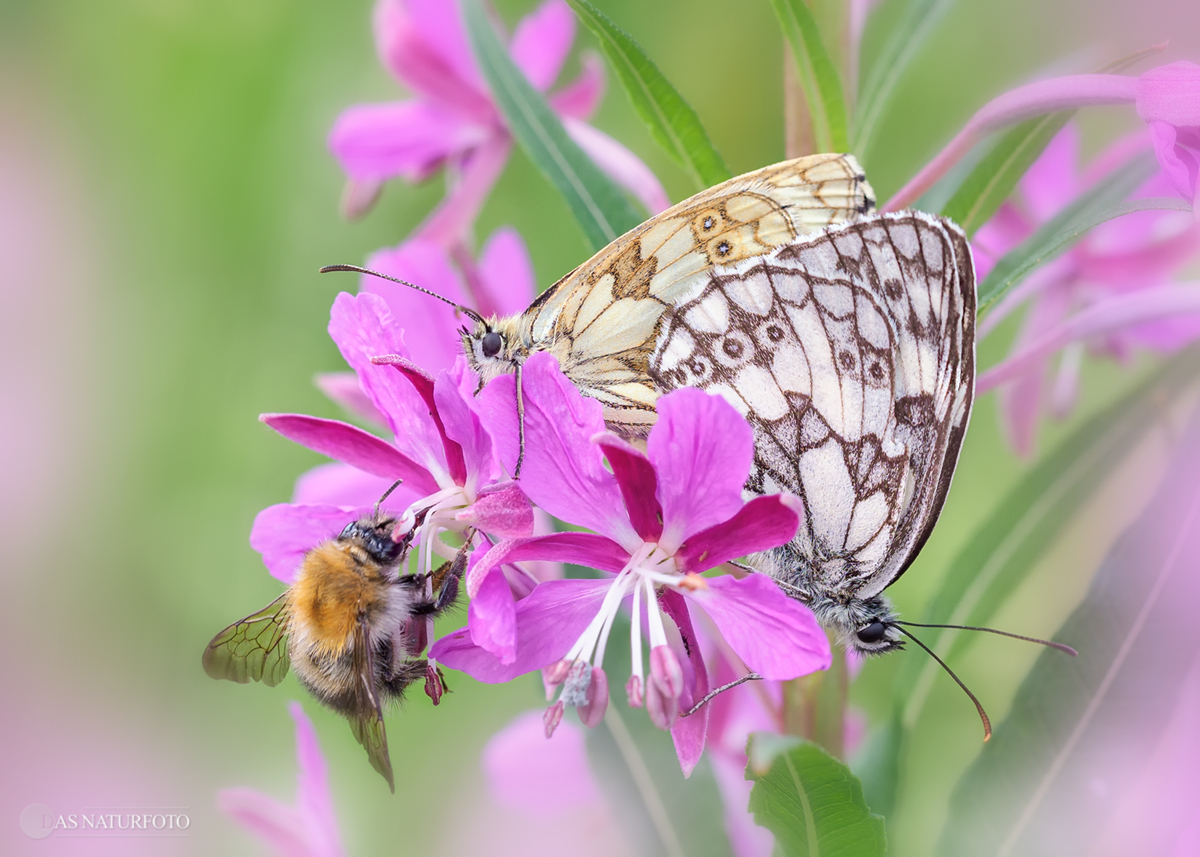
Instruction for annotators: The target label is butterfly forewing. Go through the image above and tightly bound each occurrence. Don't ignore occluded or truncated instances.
[515,154,875,436]
[649,212,975,600]
[202,593,291,687]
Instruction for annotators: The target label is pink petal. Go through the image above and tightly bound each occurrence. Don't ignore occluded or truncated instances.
[466,532,629,597]
[676,495,802,572]
[482,710,603,815]
[289,703,343,855]
[550,53,606,120]
[564,118,671,214]
[435,361,495,488]
[415,139,512,247]
[887,74,1140,212]
[478,352,639,548]
[648,388,756,550]
[373,0,491,118]
[476,227,538,317]
[1135,61,1200,126]
[261,413,440,497]
[468,563,519,664]
[292,462,415,509]
[250,503,362,584]
[710,753,775,857]
[361,239,471,374]
[688,575,831,680]
[314,371,388,426]
[328,100,485,182]
[596,432,662,542]
[660,589,709,777]
[432,578,613,681]
[328,292,447,478]
[1018,123,1081,222]
[979,285,1200,391]
[217,788,309,856]
[374,356,468,486]
[510,0,575,92]
[1146,121,1200,205]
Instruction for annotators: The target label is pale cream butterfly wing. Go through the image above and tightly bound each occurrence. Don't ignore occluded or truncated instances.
[496,154,875,436]
[649,212,976,651]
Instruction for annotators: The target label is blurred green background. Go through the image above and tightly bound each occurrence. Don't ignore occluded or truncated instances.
[1,0,1197,854]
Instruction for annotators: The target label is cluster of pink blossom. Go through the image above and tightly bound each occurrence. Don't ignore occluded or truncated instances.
[220,1,1200,854]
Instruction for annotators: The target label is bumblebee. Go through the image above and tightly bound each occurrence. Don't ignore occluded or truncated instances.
[203,501,459,791]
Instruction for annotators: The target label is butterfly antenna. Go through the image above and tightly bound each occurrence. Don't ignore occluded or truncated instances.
[682,673,764,717]
[894,625,992,742]
[897,621,1078,656]
[319,264,486,325]
[374,479,404,517]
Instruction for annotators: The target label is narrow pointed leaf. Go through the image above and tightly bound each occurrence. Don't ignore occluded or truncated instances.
[977,154,1176,311]
[854,0,956,157]
[565,0,731,189]
[896,348,1200,723]
[461,0,644,252]
[747,734,887,857]
[935,400,1200,857]
[769,0,850,152]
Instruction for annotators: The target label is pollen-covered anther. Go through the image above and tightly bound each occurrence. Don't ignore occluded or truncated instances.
[559,661,593,708]
[676,573,709,591]
[578,667,608,727]
[625,674,644,708]
[543,701,564,739]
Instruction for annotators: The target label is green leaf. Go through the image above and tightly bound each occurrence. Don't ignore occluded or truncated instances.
[769,0,850,152]
[461,0,644,252]
[939,114,1072,235]
[747,734,887,857]
[977,157,1188,312]
[896,348,1200,726]
[935,394,1200,856]
[585,613,732,857]
[564,0,731,190]
[853,0,956,157]
[937,46,1163,234]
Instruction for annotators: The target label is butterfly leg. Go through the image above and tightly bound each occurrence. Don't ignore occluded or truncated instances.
[513,359,527,479]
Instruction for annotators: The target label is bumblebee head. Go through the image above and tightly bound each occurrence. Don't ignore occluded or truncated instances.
[339,517,406,565]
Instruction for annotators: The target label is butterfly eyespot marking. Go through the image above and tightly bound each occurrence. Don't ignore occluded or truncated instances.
[765,325,785,342]
[723,338,744,358]
[716,241,731,256]
[857,621,887,644]
[702,216,715,231]
[868,361,885,382]
[838,350,856,370]
[481,331,503,358]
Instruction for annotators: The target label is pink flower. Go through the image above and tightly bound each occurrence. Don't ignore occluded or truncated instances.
[885,60,1200,212]
[431,353,830,774]
[252,291,534,603]
[329,0,667,239]
[972,125,1200,454]
[218,703,345,857]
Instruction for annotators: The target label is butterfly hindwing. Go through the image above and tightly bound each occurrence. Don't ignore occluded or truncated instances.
[649,212,975,599]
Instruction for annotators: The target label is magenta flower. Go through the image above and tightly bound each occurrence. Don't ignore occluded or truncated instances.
[218,703,345,857]
[885,60,1200,212]
[252,291,533,598]
[971,125,1200,454]
[431,353,830,774]
[329,0,668,239]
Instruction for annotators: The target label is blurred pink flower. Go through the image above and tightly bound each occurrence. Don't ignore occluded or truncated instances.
[972,125,1200,454]
[432,353,829,774]
[218,702,345,857]
[329,0,667,240]
[885,60,1200,211]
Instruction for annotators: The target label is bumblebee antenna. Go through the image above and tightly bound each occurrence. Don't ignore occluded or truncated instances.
[896,621,1078,656]
[319,264,486,325]
[374,479,403,517]
[895,624,992,742]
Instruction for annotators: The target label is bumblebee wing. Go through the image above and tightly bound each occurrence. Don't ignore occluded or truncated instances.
[349,613,395,792]
[202,593,291,687]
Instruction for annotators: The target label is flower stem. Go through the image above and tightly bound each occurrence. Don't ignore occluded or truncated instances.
[782,634,847,758]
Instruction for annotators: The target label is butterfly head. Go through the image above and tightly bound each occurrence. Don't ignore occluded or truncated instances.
[462,317,530,385]
[805,592,905,657]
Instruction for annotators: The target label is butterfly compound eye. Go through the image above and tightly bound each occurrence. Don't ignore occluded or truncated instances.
[857,621,887,644]
[481,331,503,358]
